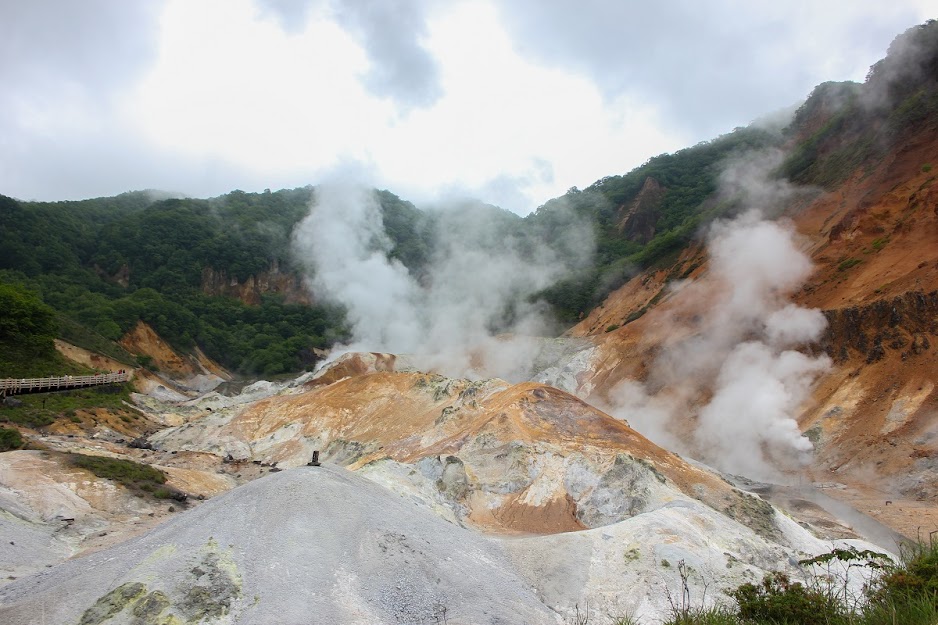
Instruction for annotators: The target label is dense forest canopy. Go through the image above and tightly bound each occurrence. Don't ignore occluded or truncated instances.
[1,188,346,376]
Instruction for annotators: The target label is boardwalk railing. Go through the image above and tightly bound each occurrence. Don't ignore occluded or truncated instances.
[0,372,129,397]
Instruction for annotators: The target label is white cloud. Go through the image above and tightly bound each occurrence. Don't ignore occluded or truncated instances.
[130,0,388,172]
[495,0,935,138]
[126,0,683,213]
[0,0,933,211]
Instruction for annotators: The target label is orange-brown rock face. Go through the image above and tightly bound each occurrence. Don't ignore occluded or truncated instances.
[119,321,196,378]
[152,362,773,537]
[118,321,230,393]
[559,125,938,539]
[200,261,309,306]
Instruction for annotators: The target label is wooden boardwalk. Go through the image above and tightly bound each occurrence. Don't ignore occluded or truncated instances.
[0,372,130,397]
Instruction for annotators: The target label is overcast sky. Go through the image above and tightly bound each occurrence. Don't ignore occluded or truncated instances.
[1,1,932,214]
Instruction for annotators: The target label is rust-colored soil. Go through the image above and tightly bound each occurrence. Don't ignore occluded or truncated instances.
[118,321,229,382]
[564,125,938,539]
[220,371,747,534]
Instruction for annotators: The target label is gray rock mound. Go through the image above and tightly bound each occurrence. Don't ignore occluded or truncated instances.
[0,466,557,625]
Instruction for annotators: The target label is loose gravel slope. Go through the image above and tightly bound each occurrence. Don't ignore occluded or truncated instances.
[0,465,558,625]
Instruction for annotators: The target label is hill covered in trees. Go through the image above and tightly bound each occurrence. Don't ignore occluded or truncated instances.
[0,189,340,376]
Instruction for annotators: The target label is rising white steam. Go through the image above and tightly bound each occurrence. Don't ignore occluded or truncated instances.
[608,155,831,480]
[292,183,423,352]
[695,212,831,478]
[695,341,830,477]
[292,182,593,381]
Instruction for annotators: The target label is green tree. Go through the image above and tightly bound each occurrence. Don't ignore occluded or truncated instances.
[0,282,56,357]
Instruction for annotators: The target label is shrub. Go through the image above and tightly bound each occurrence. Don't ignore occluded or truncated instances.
[0,426,24,451]
[152,487,174,499]
[624,308,647,324]
[69,452,191,504]
[837,258,862,271]
[69,453,166,485]
[663,607,738,625]
[731,572,848,625]
[135,354,158,371]
[869,539,938,613]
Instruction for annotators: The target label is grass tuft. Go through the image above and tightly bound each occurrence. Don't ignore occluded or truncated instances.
[67,452,186,503]
[646,541,938,625]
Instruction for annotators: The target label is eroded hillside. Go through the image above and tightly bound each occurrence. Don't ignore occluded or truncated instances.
[564,89,938,540]
[1,354,891,623]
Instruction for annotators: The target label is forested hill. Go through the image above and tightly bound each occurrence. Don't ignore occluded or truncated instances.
[0,188,430,376]
[2,20,935,378]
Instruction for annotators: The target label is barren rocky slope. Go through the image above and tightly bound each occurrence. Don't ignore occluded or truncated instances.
[149,353,822,536]
[563,121,938,540]
[0,349,897,622]
[0,467,558,625]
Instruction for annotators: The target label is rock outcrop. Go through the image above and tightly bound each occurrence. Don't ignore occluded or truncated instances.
[200,260,309,306]
[822,290,938,363]
[149,357,872,547]
[616,176,667,243]
[119,321,229,393]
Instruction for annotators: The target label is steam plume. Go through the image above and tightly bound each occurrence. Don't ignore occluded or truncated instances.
[292,182,423,352]
[292,181,592,381]
[608,153,830,480]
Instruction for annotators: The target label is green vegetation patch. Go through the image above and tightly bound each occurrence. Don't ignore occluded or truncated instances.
[870,540,938,612]
[624,308,648,325]
[0,186,356,376]
[0,281,86,378]
[70,452,166,485]
[731,571,847,625]
[534,127,777,322]
[837,257,862,271]
[0,426,24,451]
[870,236,890,251]
[657,541,938,625]
[68,452,184,502]
[56,314,136,365]
[0,383,134,429]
